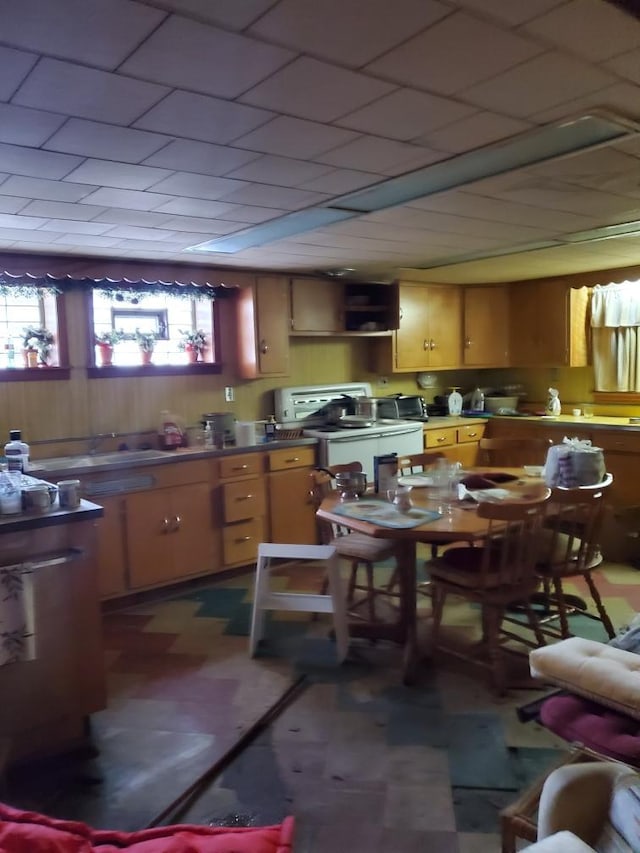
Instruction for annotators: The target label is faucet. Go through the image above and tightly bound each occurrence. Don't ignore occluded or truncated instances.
[88,432,116,455]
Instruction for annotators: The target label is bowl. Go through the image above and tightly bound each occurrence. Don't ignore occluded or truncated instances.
[484,396,519,413]
[523,465,544,477]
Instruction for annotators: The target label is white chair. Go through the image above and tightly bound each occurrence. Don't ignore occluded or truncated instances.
[249,542,349,663]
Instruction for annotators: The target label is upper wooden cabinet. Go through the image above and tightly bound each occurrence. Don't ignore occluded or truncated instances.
[290,278,343,333]
[236,276,290,378]
[509,280,590,367]
[463,285,509,367]
[384,282,462,372]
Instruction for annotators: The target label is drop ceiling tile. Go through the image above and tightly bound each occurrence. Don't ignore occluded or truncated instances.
[14,59,169,125]
[0,143,82,180]
[78,188,175,211]
[218,204,287,223]
[226,155,333,187]
[0,46,38,100]
[0,197,29,214]
[149,172,248,200]
[605,48,640,85]
[0,104,66,147]
[316,136,443,175]
[0,176,97,202]
[161,217,242,234]
[0,0,165,69]
[0,227,63,242]
[523,0,640,63]
[100,225,176,242]
[152,198,239,217]
[453,0,575,26]
[0,213,48,229]
[38,219,114,235]
[336,88,477,141]
[531,82,640,124]
[249,0,449,67]
[134,91,273,145]
[239,57,396,123]
[91,209,176,228]
[122,15,294,99]
[299,169,382,194]
[486,180,640,218]
[366,11,544,96]
[142,140,259,175]
[233,116,359,159]
[63,159,174,191]
[418,111,532,154]
[461,51,617,118]
[110,238,187,253]
[21,200,105,220]
[215,183,330,210]
[144,0,278,30]
[45,119,171,163]
[53,233,122,247]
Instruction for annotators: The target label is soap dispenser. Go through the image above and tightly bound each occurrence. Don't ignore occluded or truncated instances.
[447,387,463,416]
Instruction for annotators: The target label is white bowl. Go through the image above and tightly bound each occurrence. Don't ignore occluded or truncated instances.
[523,465,544,477]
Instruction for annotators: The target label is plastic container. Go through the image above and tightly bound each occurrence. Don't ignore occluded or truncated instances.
[0,468,22,514]
[4,429,29,473]
[447,388,463,416]
[158,410,185,450]
[470,387,485,412]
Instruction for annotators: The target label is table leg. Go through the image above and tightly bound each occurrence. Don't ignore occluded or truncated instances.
[397,539,418,685]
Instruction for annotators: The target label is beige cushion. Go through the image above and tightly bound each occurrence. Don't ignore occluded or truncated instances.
[530,638,640,721]
[332,531,395,562]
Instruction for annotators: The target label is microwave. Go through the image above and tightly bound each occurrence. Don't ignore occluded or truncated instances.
[378,395,428,420]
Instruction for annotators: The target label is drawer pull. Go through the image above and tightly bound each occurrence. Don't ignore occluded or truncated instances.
[436,436,446,442]
[286,457,300,463]
[232,464,249,471]
[468,431,477,437]
[236,535,252,543]
[237,494,253,500]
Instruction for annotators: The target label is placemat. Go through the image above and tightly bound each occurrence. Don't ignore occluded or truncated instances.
[332,499,441,529]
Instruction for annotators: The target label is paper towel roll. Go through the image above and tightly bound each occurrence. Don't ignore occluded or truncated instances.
[235,421,257,446]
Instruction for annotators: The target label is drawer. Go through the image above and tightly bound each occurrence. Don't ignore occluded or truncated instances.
[223,477,266,522]
[425,427,457,448]
[457,424,485,444]
[268,446,315,471]
[218,453,263,479]
[223,517,264,566]
[596,430,640,453]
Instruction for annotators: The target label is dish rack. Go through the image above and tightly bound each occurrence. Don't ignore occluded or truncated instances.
[275,427,304,440]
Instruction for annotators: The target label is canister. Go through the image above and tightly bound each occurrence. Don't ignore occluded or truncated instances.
[58,479,81,509]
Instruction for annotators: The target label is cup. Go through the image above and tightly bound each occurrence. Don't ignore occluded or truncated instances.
[24,484,51,513]
[433,459,462,514]
[582,404,594,418]
[386,485,412,512]
[572,407,581,417]
[58,478,81,509]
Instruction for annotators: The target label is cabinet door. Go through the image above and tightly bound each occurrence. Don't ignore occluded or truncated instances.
[291,278,343,332]
[95,494,127,598]
[255,276,290,375]
[172,481,216,579]
[395,284,431,370]
[428,285,462,368]
[464,286,509,366]
[126,489,175,588]
[268,466,317,544]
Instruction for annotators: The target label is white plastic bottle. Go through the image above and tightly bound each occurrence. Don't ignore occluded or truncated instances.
[4,429,29,473]
[470,387,485,412]
[447,387,463,416]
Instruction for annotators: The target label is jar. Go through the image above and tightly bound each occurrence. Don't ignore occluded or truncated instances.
[58,479,81,509]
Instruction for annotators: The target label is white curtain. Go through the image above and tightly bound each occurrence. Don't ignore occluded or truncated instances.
[591,281,640,392]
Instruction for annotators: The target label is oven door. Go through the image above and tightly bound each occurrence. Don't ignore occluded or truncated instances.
[318,433,379,481]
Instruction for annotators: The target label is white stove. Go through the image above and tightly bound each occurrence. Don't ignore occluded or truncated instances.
[274,383,423,480]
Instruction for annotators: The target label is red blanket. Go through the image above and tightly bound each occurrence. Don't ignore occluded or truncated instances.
[0,803,295,853]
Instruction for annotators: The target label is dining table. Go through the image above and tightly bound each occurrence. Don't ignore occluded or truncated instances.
[316,466,548,684]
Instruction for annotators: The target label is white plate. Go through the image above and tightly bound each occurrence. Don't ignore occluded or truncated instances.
[397,474,435,488]
[465,487,512,502]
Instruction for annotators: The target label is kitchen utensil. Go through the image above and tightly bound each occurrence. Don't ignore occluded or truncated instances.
[338,415,374,428]
[319,468,368,499]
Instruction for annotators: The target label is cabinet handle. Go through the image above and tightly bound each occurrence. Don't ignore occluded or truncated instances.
[260,339,268,354]
[429,339,436,350]
[465,337,472,348]
[172,515,181,531]
[423,339,428,351]
[162,517,170,532]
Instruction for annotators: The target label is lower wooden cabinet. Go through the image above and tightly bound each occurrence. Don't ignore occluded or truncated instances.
[216,452,266,569]
[424,421,486,466]
[267,446,317,543]
[95,494,127,598]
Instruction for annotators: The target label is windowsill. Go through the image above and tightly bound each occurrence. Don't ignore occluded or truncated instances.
[593,392,640,404]
[87,363,223,378]
[0,366,70,381]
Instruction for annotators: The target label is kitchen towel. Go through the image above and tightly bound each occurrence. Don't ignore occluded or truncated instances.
[332,500,441,529]
[0,562,36,667]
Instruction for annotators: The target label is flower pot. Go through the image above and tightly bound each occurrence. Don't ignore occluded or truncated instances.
[97,343,113,366]
[24,349,38,368]
[140,349,153,365]
[185,344,198,364]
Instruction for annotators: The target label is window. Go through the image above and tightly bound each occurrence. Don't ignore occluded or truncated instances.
[0,285,62,370]
[591,281,640,393]
[91,286,218,370]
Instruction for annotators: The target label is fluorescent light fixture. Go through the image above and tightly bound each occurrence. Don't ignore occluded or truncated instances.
[330,114,634,213]
[564,219,640,243]
[186,112,637,255]
[422,239,564,269]
[186,207,355,254]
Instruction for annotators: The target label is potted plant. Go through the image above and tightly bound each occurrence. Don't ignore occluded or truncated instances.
[94,330,122,366]
[134,329,157,365]
[22,326,54,367]
[177,329,207,363]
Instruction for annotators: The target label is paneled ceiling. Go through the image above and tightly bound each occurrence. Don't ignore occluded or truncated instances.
[2,0,640,283]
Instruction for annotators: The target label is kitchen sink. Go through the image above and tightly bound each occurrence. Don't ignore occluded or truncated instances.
[32,449,168,472]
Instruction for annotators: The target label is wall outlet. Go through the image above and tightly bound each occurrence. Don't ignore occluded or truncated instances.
[224,386,234,402]
[377,376,389,386]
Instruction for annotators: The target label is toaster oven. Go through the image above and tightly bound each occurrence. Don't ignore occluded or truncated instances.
[377,395,428,420]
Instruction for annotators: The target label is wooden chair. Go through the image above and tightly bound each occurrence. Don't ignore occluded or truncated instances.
[309,465,398,623]
[428,490,551,694]
[396,451,445,474]
[534,474,615,641]
[478,437,553,468]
